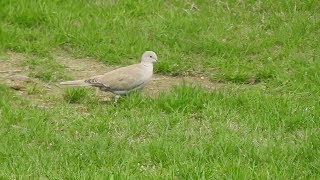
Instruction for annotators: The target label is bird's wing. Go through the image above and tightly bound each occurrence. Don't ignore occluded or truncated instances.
[85,64,149,91]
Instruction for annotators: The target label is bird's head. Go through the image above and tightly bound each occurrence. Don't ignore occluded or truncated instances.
[141,51,158,63]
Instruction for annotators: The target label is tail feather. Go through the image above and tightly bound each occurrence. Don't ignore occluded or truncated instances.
[60,80,91,86]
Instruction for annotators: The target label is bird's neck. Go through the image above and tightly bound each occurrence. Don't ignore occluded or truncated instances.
[141,61,153,68]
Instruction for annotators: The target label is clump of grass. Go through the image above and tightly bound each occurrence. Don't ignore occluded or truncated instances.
[155,83,209,113]
[28,71,55,82]
[63,88,89,103]
[23,57,69,82]
[26,84,44,95]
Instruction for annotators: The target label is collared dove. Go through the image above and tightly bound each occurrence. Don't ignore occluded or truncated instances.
[60,51,158,95]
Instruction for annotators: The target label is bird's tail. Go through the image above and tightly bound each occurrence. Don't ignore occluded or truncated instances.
[60,80,91,86]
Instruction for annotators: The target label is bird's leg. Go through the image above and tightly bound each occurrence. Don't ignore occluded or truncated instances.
[114,95,120,103]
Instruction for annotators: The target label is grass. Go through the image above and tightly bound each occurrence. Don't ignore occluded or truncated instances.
[22,57,69,82]
[1,84,319,178]
[63,87,90,103]
[0,0,319,179]
[26,84,44,95]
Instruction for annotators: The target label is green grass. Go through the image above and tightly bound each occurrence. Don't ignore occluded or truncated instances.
[63,87,91,103]
[26,84,44,95]
[1,84,319,178]
[0,0,319,179]
[1,0,319,81]
[22,57,69,82]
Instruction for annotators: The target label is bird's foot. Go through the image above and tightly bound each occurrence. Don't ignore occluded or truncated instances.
[114,95,120,103]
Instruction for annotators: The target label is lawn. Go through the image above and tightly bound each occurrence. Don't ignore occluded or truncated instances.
[0,0,319,179]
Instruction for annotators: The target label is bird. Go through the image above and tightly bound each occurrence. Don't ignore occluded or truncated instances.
[60,51,158,96]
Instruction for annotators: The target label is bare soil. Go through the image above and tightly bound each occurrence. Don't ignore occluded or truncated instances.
[0,51,223,104]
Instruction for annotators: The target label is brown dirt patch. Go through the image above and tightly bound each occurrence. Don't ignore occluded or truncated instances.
[0,52,30,88]
[54,51,222,96]
[1,51,223,105]
[0,53,56,107]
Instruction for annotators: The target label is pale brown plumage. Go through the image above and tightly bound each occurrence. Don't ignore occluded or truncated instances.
[60,51,158,95]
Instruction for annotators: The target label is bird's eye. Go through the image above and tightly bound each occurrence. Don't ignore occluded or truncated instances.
[149,56,152,58]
